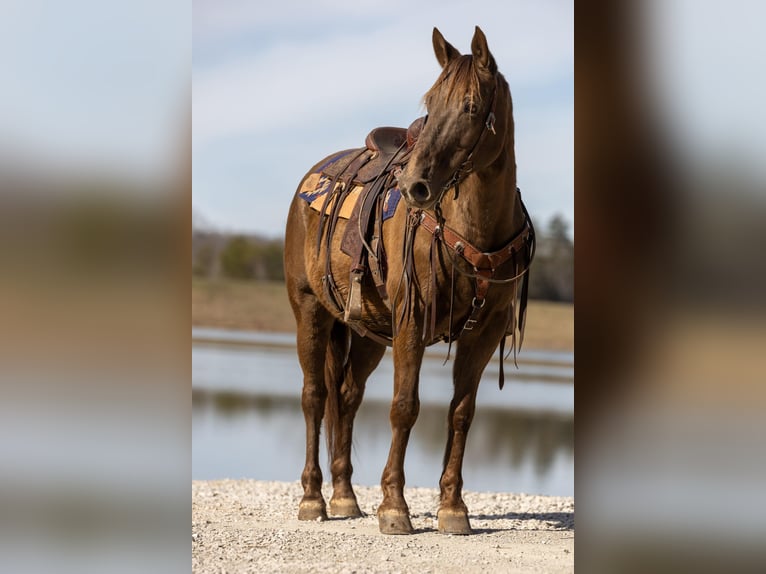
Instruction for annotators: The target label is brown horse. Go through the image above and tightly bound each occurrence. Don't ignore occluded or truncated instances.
[284,26,535,535]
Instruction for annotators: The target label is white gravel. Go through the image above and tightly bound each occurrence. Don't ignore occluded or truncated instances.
[192,480,574,573]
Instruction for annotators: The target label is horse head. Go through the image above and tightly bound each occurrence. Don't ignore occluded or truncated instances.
[398,26,510,210]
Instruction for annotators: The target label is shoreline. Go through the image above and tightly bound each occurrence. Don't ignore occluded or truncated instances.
[192,278,574,352]
[192,479,574,573]
[191,326,574,369]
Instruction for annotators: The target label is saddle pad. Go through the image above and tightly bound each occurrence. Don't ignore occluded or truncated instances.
[297,159,402,221]
[300,173,364,219]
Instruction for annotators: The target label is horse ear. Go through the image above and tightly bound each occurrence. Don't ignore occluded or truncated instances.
[471,26,497,75]
[432,27,460,69]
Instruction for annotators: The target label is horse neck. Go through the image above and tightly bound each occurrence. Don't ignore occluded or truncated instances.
[438,145,524,252]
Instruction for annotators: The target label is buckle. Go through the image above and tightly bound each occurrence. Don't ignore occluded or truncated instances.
[486,111,496,135]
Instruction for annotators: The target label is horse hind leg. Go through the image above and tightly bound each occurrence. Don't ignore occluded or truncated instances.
[326,331,386,518]
[292,292,335,521]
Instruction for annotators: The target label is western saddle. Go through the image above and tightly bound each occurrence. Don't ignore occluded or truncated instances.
[316,117,425,333]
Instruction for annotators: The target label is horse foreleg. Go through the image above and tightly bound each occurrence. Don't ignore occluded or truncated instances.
[328,333,385,518]
[438,328,503,534]
[293,294,334,521]
[377,333,424,534]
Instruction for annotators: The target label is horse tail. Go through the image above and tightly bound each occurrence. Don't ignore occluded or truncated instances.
[323,320,349,464]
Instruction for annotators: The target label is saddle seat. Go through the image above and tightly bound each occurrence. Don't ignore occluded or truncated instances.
[356,116,426,182]
[366,116,425,155]
[320,116,426,183]
[365,126,408,156]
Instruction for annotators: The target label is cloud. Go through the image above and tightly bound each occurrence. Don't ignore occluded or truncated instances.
[193,1,573,147]
[192,27,426,147]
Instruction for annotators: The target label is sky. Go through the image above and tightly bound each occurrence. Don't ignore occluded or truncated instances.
[192,0,574,237]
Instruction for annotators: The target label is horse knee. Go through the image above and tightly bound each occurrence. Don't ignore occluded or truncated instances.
[390,396,420,428]
[302,381,327,410]
[339,382,363,412]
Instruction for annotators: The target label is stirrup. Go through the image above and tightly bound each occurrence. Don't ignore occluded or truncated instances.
[344,270,364,322]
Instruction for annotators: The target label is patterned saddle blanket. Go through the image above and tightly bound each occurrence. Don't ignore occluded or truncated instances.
[297,149,403,221]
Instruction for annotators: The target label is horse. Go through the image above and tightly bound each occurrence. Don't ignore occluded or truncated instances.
[284,26,535,535]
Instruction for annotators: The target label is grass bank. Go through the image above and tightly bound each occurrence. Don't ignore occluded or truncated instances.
[192,278,573,351]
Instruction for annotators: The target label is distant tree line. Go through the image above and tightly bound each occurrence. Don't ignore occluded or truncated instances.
[527,214,574,302]
[192,231,285,281]
[192,214,573,302]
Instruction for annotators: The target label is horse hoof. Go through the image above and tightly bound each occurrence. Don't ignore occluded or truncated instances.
[437,509,472,535]
[329,497,362,518]
[298,499,327,521]
[378,510,414,535]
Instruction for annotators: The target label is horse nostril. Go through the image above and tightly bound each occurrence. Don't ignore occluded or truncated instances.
[409,181,431,204]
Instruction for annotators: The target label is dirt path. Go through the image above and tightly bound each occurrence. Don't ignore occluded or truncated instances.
[192,480,574,573]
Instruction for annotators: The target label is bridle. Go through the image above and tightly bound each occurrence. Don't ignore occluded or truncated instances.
[438,76,499,203]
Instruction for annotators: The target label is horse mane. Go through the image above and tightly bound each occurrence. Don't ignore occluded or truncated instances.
[423,55,483,109]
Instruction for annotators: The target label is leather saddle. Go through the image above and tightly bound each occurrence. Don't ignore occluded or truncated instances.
[322,117,424,183]
[366,126,408,155]
[318,116,425,325]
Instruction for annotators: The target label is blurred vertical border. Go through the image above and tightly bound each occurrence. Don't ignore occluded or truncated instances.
[576,1,766,572]
[0,1,190,573]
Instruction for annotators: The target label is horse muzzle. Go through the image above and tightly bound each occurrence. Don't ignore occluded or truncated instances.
[399,178,438,209]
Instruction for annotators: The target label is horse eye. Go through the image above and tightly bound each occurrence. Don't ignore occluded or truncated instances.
[463,101,478,115]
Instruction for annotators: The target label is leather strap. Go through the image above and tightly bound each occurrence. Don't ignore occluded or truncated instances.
[419,211,531,279]
[417,205,534,355]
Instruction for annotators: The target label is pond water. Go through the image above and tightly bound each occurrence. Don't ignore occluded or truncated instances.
[192,328,573,496]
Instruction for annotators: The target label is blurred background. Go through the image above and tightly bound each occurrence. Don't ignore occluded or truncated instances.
[0,1,189,573]
[576,1,766,572]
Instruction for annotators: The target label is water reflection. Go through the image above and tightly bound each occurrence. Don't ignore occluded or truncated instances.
[192,338,574,413]
[192,389,573,496]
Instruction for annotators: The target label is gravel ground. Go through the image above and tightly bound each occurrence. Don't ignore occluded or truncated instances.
[192,480,574,573]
